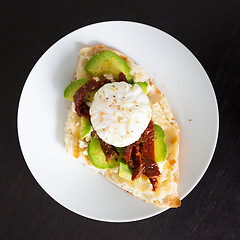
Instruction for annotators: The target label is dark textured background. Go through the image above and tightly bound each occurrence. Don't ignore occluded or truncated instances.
[1,0,240,239]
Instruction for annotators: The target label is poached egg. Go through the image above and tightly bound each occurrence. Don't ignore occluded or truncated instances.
[90,82,151,147]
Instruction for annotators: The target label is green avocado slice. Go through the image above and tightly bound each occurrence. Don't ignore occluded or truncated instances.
[135,81,148,95]
[83,89,97,102]
[85,51,133,83]
[80,117,92,140]
[63,78,89,101]
[88,138,122,169]
[115,147,125,155]
[154,124,167,163]
[119,161,132,181]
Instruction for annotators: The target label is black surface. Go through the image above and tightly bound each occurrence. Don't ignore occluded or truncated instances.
[1,0,240,239]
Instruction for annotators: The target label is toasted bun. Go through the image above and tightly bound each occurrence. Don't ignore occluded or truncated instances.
[64,45,180,208]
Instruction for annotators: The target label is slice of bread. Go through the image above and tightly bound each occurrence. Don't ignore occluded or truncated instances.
[64,45,180,208]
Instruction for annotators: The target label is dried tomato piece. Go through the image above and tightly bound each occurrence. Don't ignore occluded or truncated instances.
[131,145,143,181]
[73,79,111,117]
[140,121,160,190]
[142,157,160,178]
[124,140,139,169]
[140,121,155,161]
[117,72,128,83]
[149,178,158,191]
[124,145,134,169]
[98,137,118,162]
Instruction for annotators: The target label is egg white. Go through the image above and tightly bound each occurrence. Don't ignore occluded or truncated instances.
[90,82,151,147]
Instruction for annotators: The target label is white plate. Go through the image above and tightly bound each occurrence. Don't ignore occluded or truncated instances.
[17,21,219,222]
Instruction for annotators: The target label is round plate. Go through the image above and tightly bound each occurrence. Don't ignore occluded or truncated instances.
[17,21,219,222]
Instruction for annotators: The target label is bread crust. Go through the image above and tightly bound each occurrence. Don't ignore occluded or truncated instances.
[64,45,180,208]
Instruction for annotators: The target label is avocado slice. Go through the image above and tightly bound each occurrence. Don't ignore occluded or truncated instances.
[83,89,97,102]
[135,81,148,95]
[154,124,167,163]
[85,51,133,83]
[64,78,89,101]
[88,138,122,169]
[119,161,140,182]
[115,147,125,155]
[80,117,92,140]
[119,161,132,181]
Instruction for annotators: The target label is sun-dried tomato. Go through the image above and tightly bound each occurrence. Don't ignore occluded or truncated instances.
[73,79,111,117]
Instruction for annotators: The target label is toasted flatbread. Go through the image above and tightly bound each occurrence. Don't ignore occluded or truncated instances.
[64,45,180,208]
